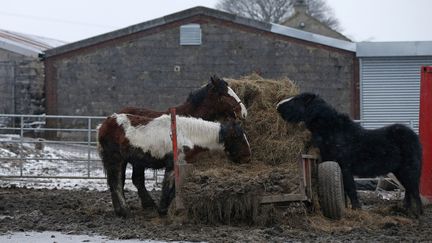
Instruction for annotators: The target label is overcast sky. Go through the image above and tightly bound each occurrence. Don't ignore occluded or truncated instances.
[1,0,431,43]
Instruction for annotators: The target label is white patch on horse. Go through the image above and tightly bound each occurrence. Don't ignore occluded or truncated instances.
[276,97,294,109]
[227,87,248,119]
[115,114,224,159]
[113,113,129,127]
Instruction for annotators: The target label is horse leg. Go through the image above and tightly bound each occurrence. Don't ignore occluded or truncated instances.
[394,170,423,216]
[158,159,176,216]
[393,171,411,209]
[409,181,423,217]
[411,186,424,216]
[132,164,156,209]
[105,157,129,217]
[121,161,127,198]
[341,168,361,209]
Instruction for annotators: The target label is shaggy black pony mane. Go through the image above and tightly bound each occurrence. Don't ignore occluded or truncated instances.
[305,97,361,132]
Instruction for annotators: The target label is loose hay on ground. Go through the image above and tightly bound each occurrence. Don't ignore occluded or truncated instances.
[181,74,312,225]
[307,208,415,233]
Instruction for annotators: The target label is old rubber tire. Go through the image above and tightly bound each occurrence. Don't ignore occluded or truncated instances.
[318,161,345,220]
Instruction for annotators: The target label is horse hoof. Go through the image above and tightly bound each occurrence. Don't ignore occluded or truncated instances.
[411,208,423,218]
[157,208,168,217]
[352,205,362,210]
[115,208,131,218]
[141,201,157,209]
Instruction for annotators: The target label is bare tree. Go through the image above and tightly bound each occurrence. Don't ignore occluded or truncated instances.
[216,0,293,24]
[306,0,340,31]
[216,0,341,31]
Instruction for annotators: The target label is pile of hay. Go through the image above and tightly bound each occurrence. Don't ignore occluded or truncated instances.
[180,74,313,225]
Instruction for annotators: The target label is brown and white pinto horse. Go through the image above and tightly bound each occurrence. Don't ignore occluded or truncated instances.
[98,113,251,217]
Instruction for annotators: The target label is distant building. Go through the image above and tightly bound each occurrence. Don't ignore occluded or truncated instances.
[281,0,350,41]
[0,29,66,114]
[44,7,358,118]
[357,41,432,132]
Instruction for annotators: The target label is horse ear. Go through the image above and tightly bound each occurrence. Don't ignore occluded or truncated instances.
[210,75,219,86]
[209,75,228,95]
[303,93,317,106]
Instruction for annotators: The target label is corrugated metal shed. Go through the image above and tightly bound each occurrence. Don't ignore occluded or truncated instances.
[0,29,67,57]
[357,42,432,133]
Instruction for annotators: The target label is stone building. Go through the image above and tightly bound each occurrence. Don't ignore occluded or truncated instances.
[44,7,358,118]
[282,0,350,41]
[0,29,66,115]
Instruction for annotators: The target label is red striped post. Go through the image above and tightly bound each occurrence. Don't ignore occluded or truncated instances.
[420,66,432,203]
[170,108,179,187]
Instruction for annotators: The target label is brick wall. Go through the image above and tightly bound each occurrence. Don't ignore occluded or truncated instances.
[45,18,356,117]
[0,49,44,115]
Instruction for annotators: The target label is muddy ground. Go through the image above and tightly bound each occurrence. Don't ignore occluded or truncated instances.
[0,187,431,242]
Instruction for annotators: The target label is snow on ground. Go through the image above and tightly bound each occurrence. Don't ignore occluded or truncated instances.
[0,134,163,191]
[0,231,166,243]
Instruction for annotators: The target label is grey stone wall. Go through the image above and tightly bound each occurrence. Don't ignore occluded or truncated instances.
[46,19,355,117]
[0,48,45,115]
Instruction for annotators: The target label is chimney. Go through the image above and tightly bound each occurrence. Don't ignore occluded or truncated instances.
[294,0,308,15]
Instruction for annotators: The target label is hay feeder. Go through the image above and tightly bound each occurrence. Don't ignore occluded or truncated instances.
[169,75,346,222]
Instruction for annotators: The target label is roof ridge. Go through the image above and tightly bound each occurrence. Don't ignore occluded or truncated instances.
[44,6,355,58]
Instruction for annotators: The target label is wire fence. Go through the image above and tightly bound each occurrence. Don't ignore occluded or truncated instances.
[0,114,164,186]
[0,114,416,189]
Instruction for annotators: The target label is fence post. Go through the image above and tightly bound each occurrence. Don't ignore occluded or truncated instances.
[87,117,92,178]
[170,109,193,212]
[19,116,24,177]
[170,108,179,187]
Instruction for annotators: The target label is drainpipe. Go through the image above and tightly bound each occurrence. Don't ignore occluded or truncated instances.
[12,61,16,115]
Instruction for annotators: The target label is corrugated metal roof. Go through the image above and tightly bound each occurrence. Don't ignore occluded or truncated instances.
[0,29,67,57]
[271,23,355,51]
[357,41,432,57]
[45,6,355,58]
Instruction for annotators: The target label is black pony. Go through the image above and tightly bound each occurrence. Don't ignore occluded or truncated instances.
[276,93,423,216]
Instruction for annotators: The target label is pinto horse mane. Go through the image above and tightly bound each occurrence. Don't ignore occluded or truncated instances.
[186,76,228,107]
[186,84,212,107]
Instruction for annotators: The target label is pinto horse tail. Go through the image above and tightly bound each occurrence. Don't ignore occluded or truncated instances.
[96,120,125,177]
[95,123,110,176]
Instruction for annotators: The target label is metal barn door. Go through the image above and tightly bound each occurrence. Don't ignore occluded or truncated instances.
[360,56,432,133]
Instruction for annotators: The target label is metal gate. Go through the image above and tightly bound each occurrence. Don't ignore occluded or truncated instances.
[0,114,163,189]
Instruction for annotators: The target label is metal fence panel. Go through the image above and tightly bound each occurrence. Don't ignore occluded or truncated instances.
[0,114,164,187]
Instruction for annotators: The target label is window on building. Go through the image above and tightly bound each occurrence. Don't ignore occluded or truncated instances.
[180,24,202,45]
